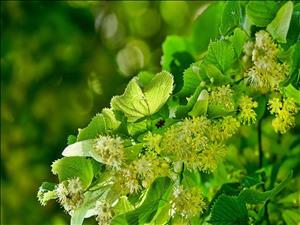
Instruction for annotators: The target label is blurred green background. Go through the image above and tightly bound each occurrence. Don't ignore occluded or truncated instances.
[1,1,207,224]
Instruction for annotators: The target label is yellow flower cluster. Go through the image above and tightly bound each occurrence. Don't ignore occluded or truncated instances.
[268,98,298,134]
[170,186,205,220]
[160,116,239,172]
[143,132,162,153]
[95,200,114,225]
[113,152,169,194]
[56,177,84,214]
[238,95,258,125]
[209,85,235,111]
[244,31,289,93]
[92,135,124,169]
[134,153,169,188]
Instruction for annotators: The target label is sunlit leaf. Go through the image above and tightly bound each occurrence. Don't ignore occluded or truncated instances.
[51,157,94,189]
[267,1,294,43]
[111,71,173,122]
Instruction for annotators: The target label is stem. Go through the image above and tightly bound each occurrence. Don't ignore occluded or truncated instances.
[258,119,263,170]
[257,119,271,225]
[179,162,185,184]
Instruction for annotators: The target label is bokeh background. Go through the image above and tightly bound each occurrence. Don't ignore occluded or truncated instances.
[1,1,208,224]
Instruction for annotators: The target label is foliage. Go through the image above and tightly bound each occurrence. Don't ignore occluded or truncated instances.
[1,1,204,225]
[37,1,300,225]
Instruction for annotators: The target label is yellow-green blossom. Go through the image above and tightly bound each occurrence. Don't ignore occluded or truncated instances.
[134,153,169,188]
[92,135,124,169]
[113,165,140,194]
[268,98,298,134]
[160,116,238,172]
[170,186,206,220]
[209,116,240,142]
[95,200,114,225]
[209,85,235,110]
[197,143,227,172]
[143,132,162,153]
[244,31,289,93]
[238,95,258,125]
[56,178,84,214]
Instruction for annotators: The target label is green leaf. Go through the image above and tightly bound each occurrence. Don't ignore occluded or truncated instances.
[51,157,94,189]
[181,169,202,188]
[189,90,209,117]
[204,64,230,85]
[246,1,280,27]
[161,35,190,71]
[102,108,121,130]
[284,84,300,104]
[179,61,205,96]
[137,71,154,86]
[170,52,194,93]
[114,196,134,216]
[62,140,93,157]
[175,85,203,118]
[229,28,249,58]
[238,171,293,204]
[210,194,248,225]
[111,71,173,122]
[77,114,106,141]
[71,188,108,225]
[267,1,294,43]
[282,210,300,225]
[287,3,300,44]
[111,177,172,225]
[220,1,242,35]
[127,120,148,136]
[124,144,144,161]
[67,135,77,145]
[204,40,236,73]
[190,2,224,53]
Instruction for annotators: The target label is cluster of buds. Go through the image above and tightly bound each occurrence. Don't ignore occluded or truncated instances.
[268,97,298,134]
[244,31,289,93]
[56,177,84,214]
[170,186,206,220]
[92,135,124,170]
[209,85,235,111]
[95,200,114,225]
[238,95,258,125]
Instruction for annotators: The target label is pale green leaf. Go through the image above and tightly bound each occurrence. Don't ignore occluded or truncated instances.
[111,71,173,122]
[62,140,93,157]
[51,157,94,189]
[102,108,121,130]
[71,188,108,225]
[111,177,172,225]
[284,84,300,104]
[189,89,209,116]
[114,196,134,216]
[267,1,294,43]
